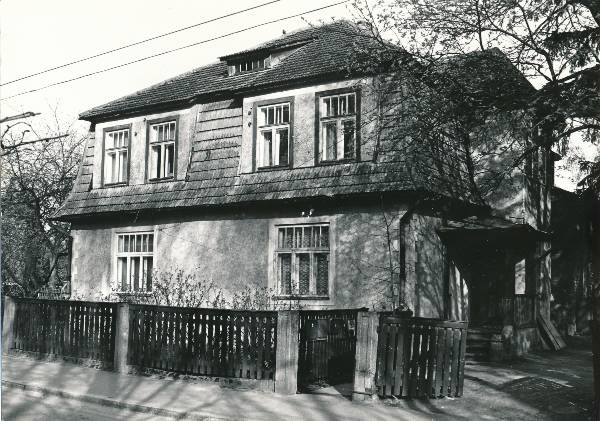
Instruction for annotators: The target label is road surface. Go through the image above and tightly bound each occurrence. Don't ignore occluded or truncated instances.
[1,387,176,421]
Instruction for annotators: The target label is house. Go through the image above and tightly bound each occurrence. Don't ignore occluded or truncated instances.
[54,21,557,358]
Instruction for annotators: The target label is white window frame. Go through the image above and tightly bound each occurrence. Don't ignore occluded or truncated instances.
[318,92,357,162]
[256,102,291,169]
[103,128,129,185]
[115,231,155,293]
[236,57,266,73]
[148,120,176,180]
[274,223,330,297]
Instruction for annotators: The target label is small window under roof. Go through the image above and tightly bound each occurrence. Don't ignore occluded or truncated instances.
[227,55,271,76]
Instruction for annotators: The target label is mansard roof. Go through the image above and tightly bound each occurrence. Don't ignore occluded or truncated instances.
[56,21,532,221]
[56,98,443,220]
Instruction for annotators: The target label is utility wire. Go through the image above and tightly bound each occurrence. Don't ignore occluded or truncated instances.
[0,1,348,101]
[0,0,281,87]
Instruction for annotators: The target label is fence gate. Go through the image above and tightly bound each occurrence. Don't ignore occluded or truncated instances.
[375,316,468,399]
[298,309,359,390]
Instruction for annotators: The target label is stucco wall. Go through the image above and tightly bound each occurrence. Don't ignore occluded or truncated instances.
[70,203,412,310]
[403,213,469,321]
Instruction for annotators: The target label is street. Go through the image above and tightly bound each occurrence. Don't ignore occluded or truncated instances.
[1,387,176,421]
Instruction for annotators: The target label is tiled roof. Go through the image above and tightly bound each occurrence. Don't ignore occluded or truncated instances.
[218,25,321,59]
[79,21,374,121]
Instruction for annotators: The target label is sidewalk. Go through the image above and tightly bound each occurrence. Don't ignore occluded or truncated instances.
[1,341,594,421]
[1,354,430,421]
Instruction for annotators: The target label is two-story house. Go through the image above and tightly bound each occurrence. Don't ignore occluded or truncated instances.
[54,21,557,357]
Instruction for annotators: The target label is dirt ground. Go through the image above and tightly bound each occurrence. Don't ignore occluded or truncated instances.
[375,336,594,420]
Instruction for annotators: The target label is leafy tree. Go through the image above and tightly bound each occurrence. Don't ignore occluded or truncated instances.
[346,0,599,413]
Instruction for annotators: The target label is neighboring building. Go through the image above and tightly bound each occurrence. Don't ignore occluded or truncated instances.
[54,21,557,357]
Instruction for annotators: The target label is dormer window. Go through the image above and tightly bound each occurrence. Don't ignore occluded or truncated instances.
[228,56,270,75]
[317,90,359,163]
[148,119,177,181]
[103,127,130,186]
[255,101,292,169]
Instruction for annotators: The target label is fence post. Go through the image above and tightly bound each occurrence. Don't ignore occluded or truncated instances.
[114,302,130,373]
[352,310,379,401]
[275,310,299,395]
[2,296,16,354]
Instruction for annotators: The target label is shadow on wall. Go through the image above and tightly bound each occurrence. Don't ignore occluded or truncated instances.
[335,208,468,318]
[412,214,446,319]
[337,209,400,310]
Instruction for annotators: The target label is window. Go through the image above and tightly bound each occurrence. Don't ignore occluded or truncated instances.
[149,120,176,180]
[275,224,329,297]
[256,102,290,168]
[318,92,357,162]
[104,128,129,184]
[237,57,266,73]
[116,232,154,292]
[229,56,269,75]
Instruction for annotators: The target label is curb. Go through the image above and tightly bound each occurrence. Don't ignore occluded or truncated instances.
[2,380,233,420]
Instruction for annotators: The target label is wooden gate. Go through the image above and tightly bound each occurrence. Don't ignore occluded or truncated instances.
[376,316,468,398]
[298,309,360,389]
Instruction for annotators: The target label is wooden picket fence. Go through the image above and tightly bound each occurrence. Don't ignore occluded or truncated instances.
[127,304,278,380]
[12,298,117,363]
[376,316,468,398]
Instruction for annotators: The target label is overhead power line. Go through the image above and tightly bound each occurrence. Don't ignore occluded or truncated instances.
[0,0,281,87]
[0,1,348,101]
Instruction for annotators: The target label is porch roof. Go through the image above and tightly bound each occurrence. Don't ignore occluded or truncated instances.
[437,216,550,246]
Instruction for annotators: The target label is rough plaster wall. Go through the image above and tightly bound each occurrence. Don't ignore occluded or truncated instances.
[92,107,193,188]
[70,205,404,309]
[155,219,269,293]
[335,209,402,310]
[404,213,468,321]
[240,78,376,174]
[413,214,446,319]
[70,227,112,298]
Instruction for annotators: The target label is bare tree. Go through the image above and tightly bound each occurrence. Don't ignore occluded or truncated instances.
[1,111,86,295]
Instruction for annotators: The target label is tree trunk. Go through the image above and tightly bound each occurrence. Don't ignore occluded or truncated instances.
[590,193,600,420]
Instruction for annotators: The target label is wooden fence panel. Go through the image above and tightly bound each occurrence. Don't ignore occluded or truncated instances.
[376,316,468,399]
[127,304,277,380]
[11,298,117,364]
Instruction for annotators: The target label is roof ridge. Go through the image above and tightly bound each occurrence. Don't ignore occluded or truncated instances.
[219,19,355,60]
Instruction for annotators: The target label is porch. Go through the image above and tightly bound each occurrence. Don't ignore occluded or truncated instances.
[437,216,550,360]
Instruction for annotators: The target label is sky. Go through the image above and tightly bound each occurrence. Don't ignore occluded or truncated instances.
[0,0,595,191]
[0,0,353,128]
